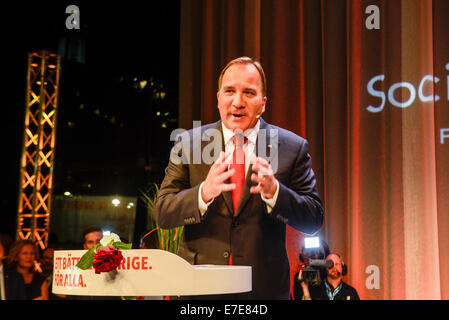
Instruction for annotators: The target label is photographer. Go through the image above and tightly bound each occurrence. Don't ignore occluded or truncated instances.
[293,253,360,300]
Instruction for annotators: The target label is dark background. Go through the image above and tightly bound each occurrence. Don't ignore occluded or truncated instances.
[1,2,180,243]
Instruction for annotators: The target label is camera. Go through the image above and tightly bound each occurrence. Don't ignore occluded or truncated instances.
[298,237,332,286]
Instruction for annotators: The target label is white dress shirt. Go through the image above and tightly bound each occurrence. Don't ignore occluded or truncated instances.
[198,120,279,215]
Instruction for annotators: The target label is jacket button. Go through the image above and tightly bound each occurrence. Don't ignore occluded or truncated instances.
[223,251,230,258]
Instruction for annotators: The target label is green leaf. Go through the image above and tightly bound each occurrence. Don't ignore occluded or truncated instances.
[113,242,132,250]
[76,244,102,270]
[76,248,95,270]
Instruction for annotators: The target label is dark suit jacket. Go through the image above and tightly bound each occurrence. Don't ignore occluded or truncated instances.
[153,118,324,299]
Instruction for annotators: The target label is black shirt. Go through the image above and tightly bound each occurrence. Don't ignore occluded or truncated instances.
[25,272,46,300]
[3,267,27,300]
[293,276,360,300]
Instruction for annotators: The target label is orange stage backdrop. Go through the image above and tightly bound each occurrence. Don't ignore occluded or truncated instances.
[178,0,449,299]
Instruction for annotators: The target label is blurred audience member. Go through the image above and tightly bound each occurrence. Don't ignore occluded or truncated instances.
[6,240,48,300]
[82,226,102,250]
[0,234,27,300]
[40,245,66,300]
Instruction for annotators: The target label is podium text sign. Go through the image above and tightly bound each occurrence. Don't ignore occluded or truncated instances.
[52,249,252,296]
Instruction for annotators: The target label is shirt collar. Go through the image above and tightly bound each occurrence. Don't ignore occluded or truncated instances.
[325,279,343,292]
[221,120,260,145]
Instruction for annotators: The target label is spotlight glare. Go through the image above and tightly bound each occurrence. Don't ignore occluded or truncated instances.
[304,236,320,249]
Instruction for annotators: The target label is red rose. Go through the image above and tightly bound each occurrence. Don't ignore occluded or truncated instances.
[92,246,123,274]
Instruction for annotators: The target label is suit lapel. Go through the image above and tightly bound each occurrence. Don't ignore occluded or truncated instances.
[234,164,254,216]
[222,184,234,216]
[210,121,234,216]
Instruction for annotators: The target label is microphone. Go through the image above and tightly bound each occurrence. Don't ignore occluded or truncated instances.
[308,259,334,268]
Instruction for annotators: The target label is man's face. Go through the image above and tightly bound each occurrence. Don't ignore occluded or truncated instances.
[217,63,267,132]
[83,231,102,249]
[327,254,343,280]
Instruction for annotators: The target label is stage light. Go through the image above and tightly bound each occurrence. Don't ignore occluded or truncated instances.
[112,198,120,207]
[103,230,111,236]
[64,191,72,196]
[139,80,147,89]
[304,236,320,249]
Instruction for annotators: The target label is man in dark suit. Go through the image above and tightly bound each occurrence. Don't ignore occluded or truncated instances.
[153,57,324,299]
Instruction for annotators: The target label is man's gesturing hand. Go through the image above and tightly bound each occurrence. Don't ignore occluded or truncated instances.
[250,155,278,199]
[201,151,236,203]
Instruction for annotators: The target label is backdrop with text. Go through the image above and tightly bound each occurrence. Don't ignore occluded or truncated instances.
[178,0,449,299]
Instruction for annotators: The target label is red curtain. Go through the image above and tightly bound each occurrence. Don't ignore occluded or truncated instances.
[178,0,449,299]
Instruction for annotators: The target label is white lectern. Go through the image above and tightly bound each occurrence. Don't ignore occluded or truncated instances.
[52,249,252,296]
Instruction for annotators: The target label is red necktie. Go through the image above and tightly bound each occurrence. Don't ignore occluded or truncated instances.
[230,134,246,214]
[229,134,245,266]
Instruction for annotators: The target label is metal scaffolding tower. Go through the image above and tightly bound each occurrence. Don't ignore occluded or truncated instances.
[17,51,61,250]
